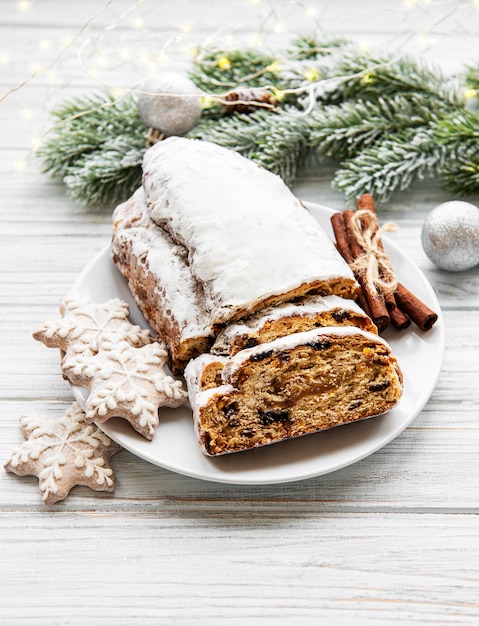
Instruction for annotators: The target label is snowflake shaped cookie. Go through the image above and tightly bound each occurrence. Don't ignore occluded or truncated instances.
[64,341,188,440]
[33,297,152,360]
[4,402,122,505]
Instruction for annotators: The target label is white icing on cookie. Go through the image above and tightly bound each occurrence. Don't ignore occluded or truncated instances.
[3,402,122,505]
[63,340,187,440]
[33,296,152,359]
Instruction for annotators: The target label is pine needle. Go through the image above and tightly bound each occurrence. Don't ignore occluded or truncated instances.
[332,127,446,203]
[330,50,460,106]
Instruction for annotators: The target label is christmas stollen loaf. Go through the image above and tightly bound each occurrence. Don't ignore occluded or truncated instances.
[110,137,404,455]
[142,137,359,325]
[185,327,403,456]
[112,137,360,371]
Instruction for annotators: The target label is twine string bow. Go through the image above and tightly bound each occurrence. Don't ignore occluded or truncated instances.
[349,210,398,297]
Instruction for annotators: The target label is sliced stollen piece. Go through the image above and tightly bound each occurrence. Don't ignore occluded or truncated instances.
[111,188,215,373]
[142,137,359,325]
[185,327,403,456]
[211,294,378,357]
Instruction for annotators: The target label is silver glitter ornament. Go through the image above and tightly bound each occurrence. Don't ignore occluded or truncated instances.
[137,72,202,137]
[421,201,479,271]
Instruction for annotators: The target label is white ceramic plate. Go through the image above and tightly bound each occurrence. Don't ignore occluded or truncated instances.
[70,203,445,485]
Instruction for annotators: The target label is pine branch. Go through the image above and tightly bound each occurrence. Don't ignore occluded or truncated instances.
[308,94,451,160]
[441,152,479,197]
[189,48,278,93]
[35,37,479,206]
[38,92,145,178]
[464,61,479,91]
[288,34,353,60]
[326,50,460,107]
[62,135,145,206]
[332,127,446,203]
[37,92,146,205]
[189,40,353,108]
[187,108,310,184]
[434,109,479,196]
[434,108,479,148]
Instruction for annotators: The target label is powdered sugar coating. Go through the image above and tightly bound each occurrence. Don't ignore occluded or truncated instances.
[143,138,357,324]
[112,188,214,343]
[242,295,366,325]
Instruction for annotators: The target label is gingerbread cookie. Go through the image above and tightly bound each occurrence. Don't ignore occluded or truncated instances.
[33,297,152,361]
[4,402,122,505]
[63,340,188,440]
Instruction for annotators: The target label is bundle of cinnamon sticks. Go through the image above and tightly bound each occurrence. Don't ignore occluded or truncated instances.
[331,194,438,333]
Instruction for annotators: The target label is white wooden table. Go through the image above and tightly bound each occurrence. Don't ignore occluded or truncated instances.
[1,1,479,623]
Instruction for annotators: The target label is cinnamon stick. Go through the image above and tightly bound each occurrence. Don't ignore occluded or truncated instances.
[343,210,390,332]
[395,283,438,331]
[356,194,438,332]
[356,193,375,213]
[331,212,353,264]
[383,290,397,312]
[388,295,411,331]
[343,210,365,259]
[331,212,371,317]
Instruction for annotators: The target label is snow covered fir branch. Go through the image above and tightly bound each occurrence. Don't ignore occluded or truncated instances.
[37,35,479,207]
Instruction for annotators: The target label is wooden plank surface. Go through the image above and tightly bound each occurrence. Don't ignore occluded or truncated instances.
[1,1,479,624]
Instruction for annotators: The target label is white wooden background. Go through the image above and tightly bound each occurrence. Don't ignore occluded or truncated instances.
[1,1,479,624]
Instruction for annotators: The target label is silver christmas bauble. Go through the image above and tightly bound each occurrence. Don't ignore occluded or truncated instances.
[137,72,202,136]
[421,201,479,271]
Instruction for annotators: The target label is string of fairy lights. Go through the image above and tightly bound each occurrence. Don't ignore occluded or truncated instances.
[2,0,479,172]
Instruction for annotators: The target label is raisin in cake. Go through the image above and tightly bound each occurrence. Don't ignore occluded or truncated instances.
[111,188,215,373]
[211,294,378,357]
[185,327,403,456]
[142,137,359,325]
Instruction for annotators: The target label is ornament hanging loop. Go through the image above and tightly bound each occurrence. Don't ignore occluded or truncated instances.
[145,127,165,148]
